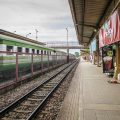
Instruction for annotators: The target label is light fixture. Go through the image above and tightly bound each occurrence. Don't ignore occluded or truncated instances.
[35,29,39,40]
[94,29,97,32]
[26,33,31,38]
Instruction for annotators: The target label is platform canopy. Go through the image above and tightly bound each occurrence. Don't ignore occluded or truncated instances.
[69,0,119,47]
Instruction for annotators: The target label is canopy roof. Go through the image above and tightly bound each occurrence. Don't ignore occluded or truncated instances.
[69,0,119,46]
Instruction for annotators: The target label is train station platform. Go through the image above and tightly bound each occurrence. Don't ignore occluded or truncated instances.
[57,59,120,120]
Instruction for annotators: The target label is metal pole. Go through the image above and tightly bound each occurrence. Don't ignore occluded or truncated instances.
[56,52,57,65]
[41,51,43,74]
[48,51,49,71]
[16,53,18,82]
[35,29,38,41]
[66,28,69,62]
[31,54,33,75]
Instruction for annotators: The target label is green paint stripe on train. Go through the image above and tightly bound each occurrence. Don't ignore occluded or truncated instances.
[0,38,55,52]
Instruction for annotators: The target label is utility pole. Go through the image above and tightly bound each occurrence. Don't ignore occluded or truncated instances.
[66,28,69,62]
[35,29,38,40]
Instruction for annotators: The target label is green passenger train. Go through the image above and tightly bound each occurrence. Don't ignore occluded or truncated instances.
[0,29,75,83]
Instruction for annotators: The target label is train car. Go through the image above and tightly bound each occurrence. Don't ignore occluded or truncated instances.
[0,29,75,85]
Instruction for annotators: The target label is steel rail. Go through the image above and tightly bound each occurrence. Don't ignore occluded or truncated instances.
[27,61,78,120]
[0,60,78,119]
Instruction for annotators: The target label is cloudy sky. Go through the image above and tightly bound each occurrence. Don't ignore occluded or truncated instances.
[0,0,79,53]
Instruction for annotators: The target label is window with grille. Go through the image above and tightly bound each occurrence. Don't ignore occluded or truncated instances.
[6,46,13,52]
[17,47,22,53]
[25,48,29,53]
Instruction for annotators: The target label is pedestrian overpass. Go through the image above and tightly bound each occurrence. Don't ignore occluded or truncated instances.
[47,45,84,49]
[46,41,86,49]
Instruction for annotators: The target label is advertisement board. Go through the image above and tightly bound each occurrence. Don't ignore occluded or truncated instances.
[99,9,120,48]
[90,38,96,54]
[102,46,114,73]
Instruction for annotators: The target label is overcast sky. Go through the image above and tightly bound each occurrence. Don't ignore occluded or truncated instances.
[0,0,79,53]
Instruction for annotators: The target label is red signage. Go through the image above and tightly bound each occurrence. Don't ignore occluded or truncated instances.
[99,9,120,48]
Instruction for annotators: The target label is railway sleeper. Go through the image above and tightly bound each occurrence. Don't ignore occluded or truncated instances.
[40,88,52,91]
[35,91,49,94]
[44,84,55,87]
[14,105,34,111]
[30,95,45,99]
[21,103,38,107]
[33,93,47,97]
[42,86,54,89]
[27,98,43,101]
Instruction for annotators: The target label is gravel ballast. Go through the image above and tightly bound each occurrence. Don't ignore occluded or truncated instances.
[0,63,71,111]
[34,62,78,120]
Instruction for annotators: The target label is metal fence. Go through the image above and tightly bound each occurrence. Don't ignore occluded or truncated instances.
[0,51,68,89]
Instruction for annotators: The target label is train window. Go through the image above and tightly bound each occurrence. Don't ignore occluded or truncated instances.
[37,50,39,54]
[17,47,22,53]
[41,50,43,54]
[25,48,29,53]
[32,49,35,54]
[6,46,13,52]
[44,51,46,55]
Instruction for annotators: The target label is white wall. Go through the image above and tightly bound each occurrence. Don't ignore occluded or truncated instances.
[0,44,6,56]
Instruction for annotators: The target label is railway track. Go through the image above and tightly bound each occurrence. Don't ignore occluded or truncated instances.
[0,60,78,120]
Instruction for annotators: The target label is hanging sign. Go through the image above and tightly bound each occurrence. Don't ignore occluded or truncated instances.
[99,9,120,48]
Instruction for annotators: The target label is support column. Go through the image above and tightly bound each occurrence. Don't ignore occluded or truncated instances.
[96,39,100,67]
[16,53,18,81]
[114,44,120,79]
[31,54,33,75]
[66,28,69,63]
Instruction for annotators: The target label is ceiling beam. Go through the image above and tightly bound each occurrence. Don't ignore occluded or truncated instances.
[76,23,97,28]
[81,0,86,43]
[82,35,91,38]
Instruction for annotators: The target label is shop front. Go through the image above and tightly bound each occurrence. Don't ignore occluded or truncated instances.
[99,9,120,80]
[102,45,116,74]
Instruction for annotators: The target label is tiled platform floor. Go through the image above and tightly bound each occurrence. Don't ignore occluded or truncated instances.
[57,60,120,120]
